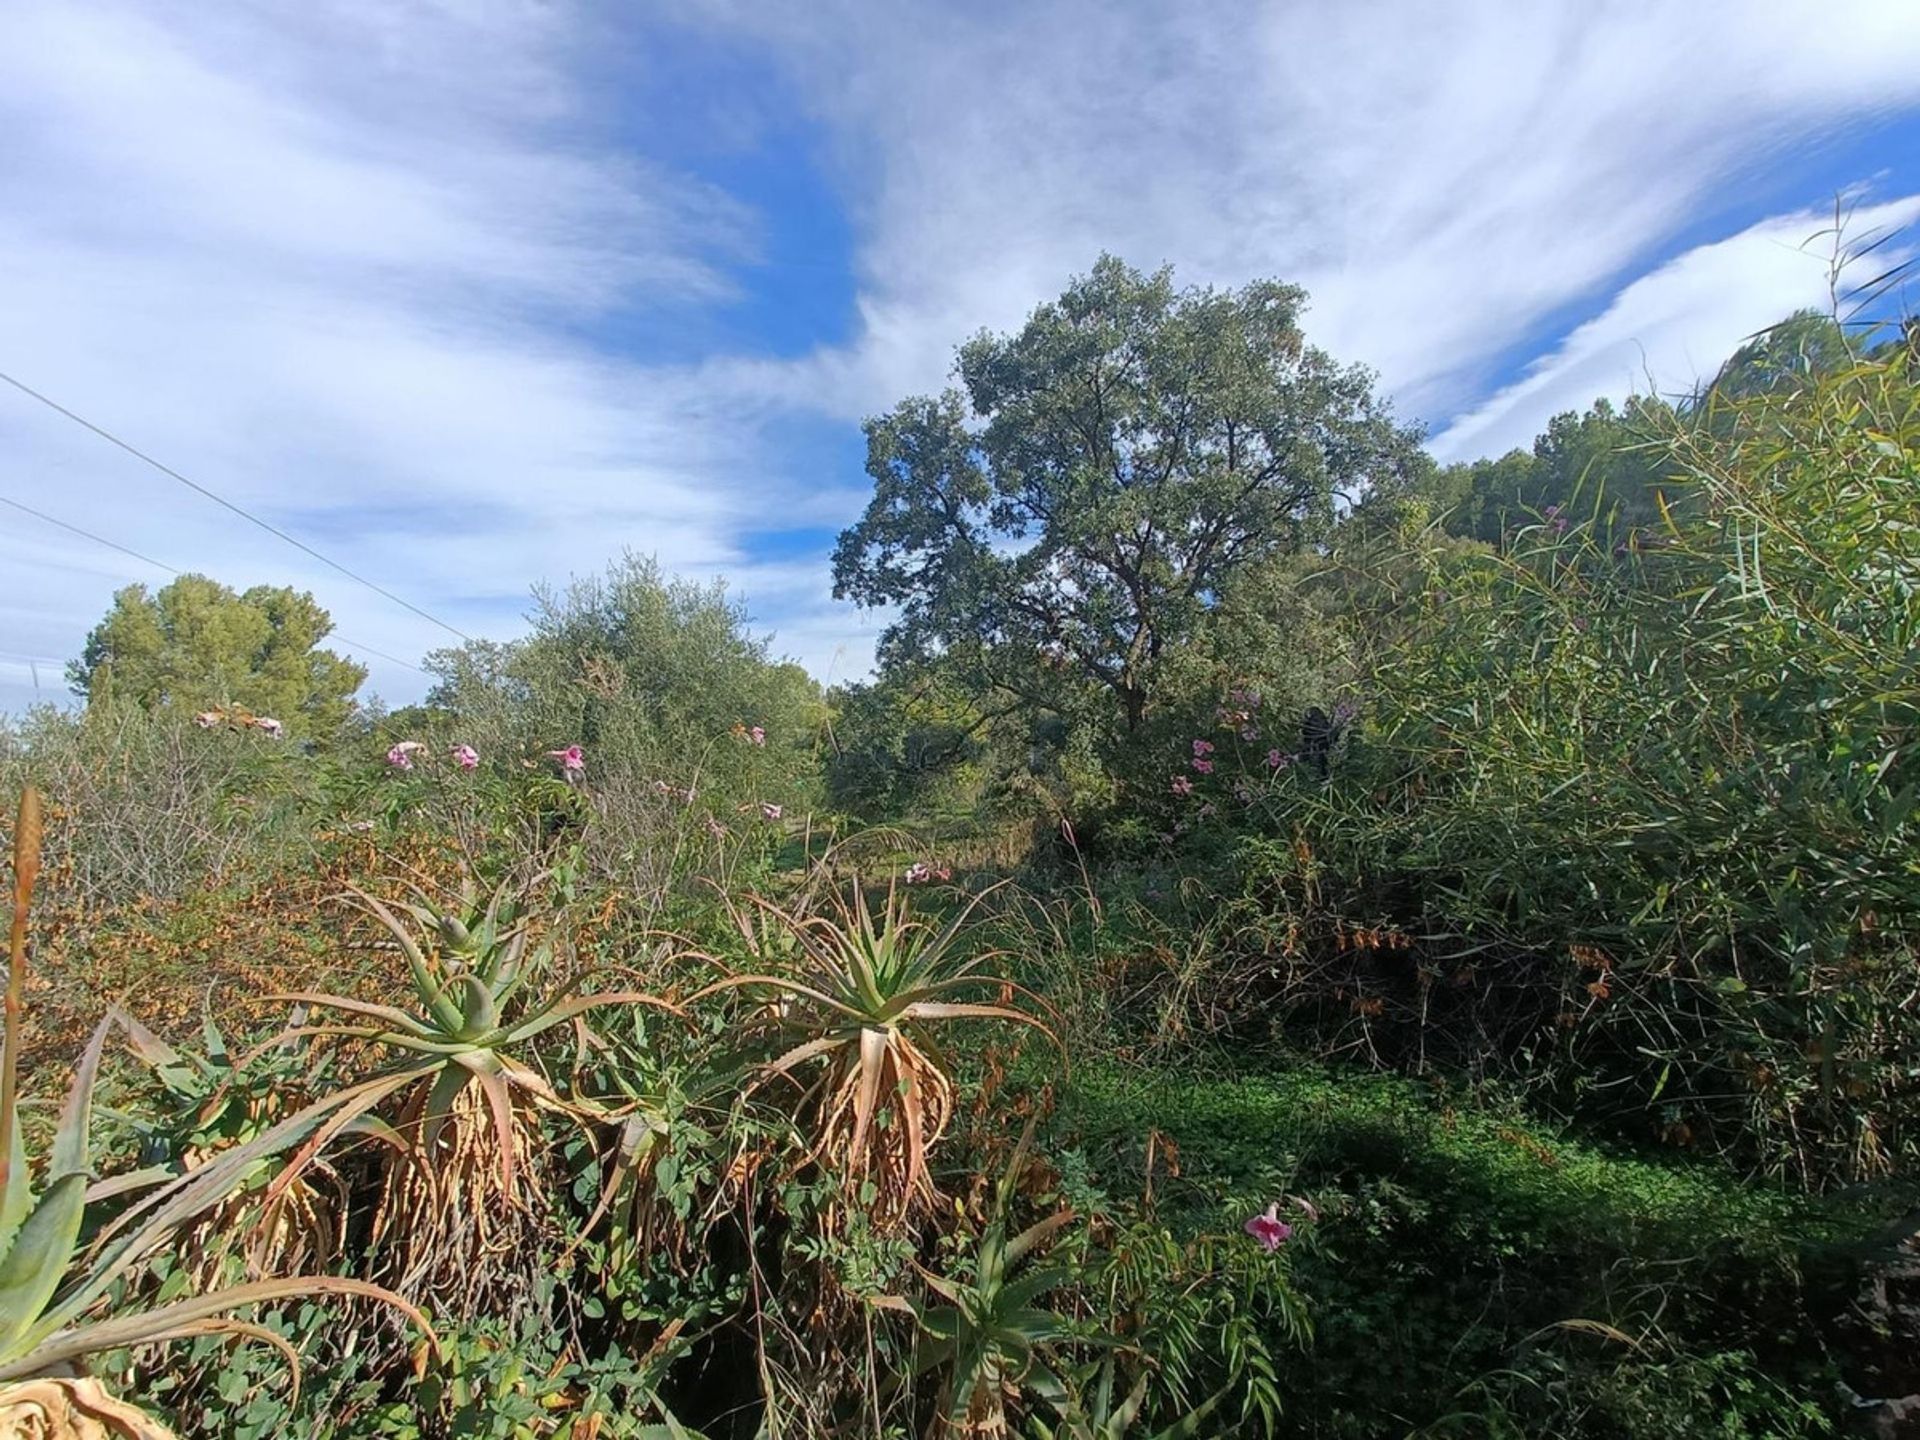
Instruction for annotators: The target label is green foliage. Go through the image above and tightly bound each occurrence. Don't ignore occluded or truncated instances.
[111,1281,701,1439]
[1706,309,1856,404]
[824,663,996,821]
[421,553,822,893]
[1432,1346,1835,1440]
[424,553,820,794]
[1061,1059,1845,1439]
[1384,312,1870,553]
[1026,1355,1227,1440]
[68,575,367,741]
[1396,395,1676,546]
[912,1123,1080,1433]
[1279,339,1920,1181]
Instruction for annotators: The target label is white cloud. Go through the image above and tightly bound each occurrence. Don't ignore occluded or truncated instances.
[692,0,1920,424]
[1429,196,1920,462]
[0,0,800,713]
[4,0,1920,717]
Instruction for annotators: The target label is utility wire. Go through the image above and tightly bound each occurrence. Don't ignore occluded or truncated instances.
[0,370,472,644]
[2,493,429,675]
[3,494,177,576]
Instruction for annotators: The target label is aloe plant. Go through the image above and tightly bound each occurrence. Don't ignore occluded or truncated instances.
[255,876,682,1320]
[908,1119,1080,1437]
[0,787,430,1431]
[1026,1356,1226,1440]
[116,1010,350,1285]
[264,877,681,1189]
[700,882,1056,1223]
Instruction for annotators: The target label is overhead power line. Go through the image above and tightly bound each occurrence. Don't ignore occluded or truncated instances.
[2,493,429,675]
[3,494,177,576]
[0,369,472,644]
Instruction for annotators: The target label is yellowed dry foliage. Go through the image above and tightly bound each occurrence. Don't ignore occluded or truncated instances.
[370,1080,549,1321]
[0,1377,176,1440]
[179,1160,345,1289]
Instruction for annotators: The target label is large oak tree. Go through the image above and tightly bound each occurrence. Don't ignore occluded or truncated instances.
[833,256,1423,732]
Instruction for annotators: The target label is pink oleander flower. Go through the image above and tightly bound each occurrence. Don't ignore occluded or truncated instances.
[761,802,783,821]
[750,726,766,746]
[1244,1203,1293,1252]
[1191,757,1214,774]
[934,865,951,882]
[1170,775,1194,797]
[1266,749,1290,770]
[904,861,930,884]
[451,744,479,771]
[254,717,284,739]
[547,744,585,774]
[1192,738,1215,758]
[387,740,426,770]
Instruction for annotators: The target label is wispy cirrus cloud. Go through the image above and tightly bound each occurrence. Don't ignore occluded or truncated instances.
[689,0,1920,425]
[0,0,794,708]
[4,1,1920,714]
[1430,195,1920,462]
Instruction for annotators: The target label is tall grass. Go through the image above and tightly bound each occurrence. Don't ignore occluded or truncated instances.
[1249,343,1920,1183]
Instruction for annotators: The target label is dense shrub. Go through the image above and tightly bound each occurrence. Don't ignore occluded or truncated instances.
[0,703,316,910]
[1061,1058,1854,1438]
[418,554,823,891]
[1330,346,1920,1183]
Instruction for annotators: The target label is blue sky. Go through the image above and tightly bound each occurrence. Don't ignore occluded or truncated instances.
[4,1,1920,715]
